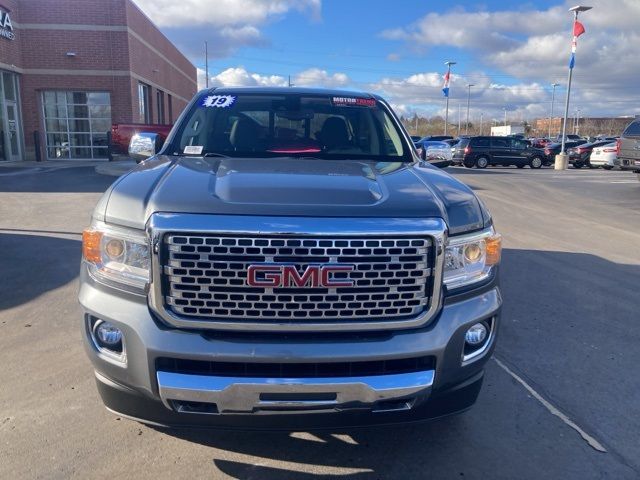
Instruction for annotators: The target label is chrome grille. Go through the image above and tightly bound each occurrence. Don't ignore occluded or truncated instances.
[163,234,433,323]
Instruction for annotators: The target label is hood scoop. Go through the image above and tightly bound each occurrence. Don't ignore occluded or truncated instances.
[211,158,385,206]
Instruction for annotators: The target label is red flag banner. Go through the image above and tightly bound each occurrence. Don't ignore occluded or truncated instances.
[573,20,585,37]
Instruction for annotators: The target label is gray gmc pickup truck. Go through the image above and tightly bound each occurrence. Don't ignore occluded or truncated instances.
[80,87,502,429]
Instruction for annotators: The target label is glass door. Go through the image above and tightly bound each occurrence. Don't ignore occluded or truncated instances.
[4,102,21,161]
[1,72,23,161]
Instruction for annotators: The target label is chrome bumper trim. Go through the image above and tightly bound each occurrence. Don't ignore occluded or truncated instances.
[157,369,435,414]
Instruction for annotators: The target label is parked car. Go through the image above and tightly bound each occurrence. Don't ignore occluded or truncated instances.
[543,140,587,162]
[554,134,582,142]
[80,86,502,429]
[420,135,454,142]
[618,119,640,178]
[443,138,460,154]
[110,123,173,161]
[410,135,422,143]
[453,136,546,169]
[531,138,552,148]
[567,140,615,168]
[589,142,618,170]
[417,140,453,167]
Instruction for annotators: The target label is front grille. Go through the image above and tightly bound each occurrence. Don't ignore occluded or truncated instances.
[156,356,436,378]
[162,234,433,323]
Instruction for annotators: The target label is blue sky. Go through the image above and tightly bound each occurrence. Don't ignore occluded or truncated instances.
[135,0,640,121]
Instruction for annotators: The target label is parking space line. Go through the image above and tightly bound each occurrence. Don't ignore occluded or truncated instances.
[494,357,607,453]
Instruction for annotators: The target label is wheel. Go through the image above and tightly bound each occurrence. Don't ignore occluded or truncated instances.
[529,156,543,169]
[516,164,525,169]
[475,156,489,169]
[603,166,613,170]
[573,162,584,169]
[463,159,475,168]
[588,163,596,169]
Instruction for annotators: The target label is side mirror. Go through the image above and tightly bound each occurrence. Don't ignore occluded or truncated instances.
[129,133,162,163]
[422,146,451,168]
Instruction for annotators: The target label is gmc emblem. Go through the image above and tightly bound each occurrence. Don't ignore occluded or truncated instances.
[247,264,355,288]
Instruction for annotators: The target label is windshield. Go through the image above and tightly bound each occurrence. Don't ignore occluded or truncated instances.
[168,93,411,161]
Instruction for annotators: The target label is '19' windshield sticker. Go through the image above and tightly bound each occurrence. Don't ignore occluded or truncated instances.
[202,95,236,108]
[331,97,376,107]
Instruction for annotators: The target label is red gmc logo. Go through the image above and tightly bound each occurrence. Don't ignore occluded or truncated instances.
[247,264,355,288]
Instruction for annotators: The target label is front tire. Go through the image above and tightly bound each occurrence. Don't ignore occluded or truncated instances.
[603,166,613,170]
[529,156,543,169]
[574,162,584,169]
[516,164,525,169]
[463,159,475,168]
[475,156,489,169]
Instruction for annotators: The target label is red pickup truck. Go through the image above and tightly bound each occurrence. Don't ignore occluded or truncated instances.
[109,123,173,160]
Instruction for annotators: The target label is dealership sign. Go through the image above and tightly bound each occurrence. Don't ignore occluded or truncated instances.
[0,10,14,41]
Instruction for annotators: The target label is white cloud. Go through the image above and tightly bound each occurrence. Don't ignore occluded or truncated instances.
[134,0,320,28]
[380,1,640,118]
[133,0,321,58]
[293,68,349,87]
[206,67,288,89]
[200,67,350,90]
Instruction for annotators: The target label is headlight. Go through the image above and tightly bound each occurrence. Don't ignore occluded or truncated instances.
[82,221,150,291]
[444,228,502,289]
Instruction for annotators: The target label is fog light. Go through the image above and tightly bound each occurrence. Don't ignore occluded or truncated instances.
[93,321,122,347]
[465,323,488,346]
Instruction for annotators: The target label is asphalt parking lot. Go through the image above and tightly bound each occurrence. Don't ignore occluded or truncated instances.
[1,164,639,479]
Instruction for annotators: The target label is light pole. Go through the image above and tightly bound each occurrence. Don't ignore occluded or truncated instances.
[503,107,507,127]
[443,61,456,136]
[480,112,484,135]
[457,103,461,137]
[465,84,474,135]
[549,83,559,138]
[557,5,592,170]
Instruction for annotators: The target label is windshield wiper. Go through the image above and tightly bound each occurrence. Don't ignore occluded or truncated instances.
[203,152,230,158]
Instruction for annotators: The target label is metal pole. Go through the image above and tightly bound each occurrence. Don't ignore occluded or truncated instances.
[205,41,209,88]
[480,113,483,135]
[443,62,452,136]
[466,84,473,135]
[503,108,507,127]
[457,104,461,137]
[559,65,573,155]
[549,83,558,138]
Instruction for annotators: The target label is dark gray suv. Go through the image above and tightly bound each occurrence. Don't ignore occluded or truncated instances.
[79,87,502,429]
[453,136,547,169]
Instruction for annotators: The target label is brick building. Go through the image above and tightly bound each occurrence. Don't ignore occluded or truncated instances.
[0,0,197,161]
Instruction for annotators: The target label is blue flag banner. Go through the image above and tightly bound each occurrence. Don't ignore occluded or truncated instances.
[442,87,449,98]
[569,52,575,69]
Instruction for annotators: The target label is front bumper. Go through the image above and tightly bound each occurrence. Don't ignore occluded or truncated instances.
[80,269,501,429]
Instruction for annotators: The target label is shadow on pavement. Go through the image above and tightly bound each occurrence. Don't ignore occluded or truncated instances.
[447,166,541,175]
[0,166,114,193]
[0,233,80,310]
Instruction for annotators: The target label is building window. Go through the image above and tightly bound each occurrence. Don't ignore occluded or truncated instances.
[138,82,151,124]
[157,89,165,124]
[167,94,173,123]
[42,91,111,160]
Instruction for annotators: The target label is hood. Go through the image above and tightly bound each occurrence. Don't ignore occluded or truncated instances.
[100,156,487,235]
